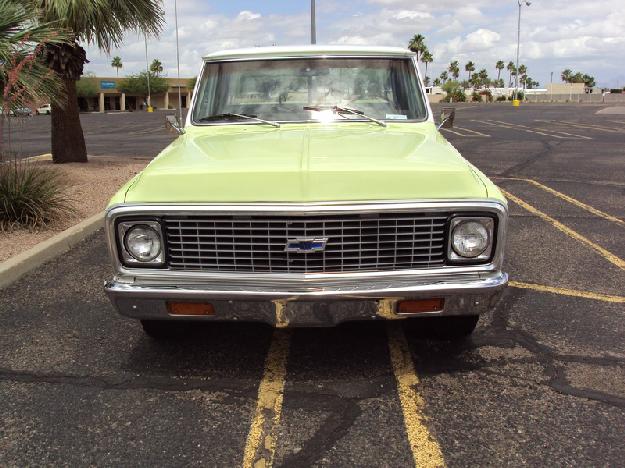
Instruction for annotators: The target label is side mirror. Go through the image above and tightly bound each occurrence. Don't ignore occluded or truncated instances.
[166,115,185,135]
[438,107,455,129]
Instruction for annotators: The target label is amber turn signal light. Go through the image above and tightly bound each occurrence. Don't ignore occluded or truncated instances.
[167,302,215,316]
[397,298,445,315]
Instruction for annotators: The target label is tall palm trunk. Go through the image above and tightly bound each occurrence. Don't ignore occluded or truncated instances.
[51,77,87,163]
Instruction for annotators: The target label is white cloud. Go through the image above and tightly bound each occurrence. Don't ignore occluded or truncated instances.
[236,10,261,21]
[81,0,625,88]
[464,29,501,49]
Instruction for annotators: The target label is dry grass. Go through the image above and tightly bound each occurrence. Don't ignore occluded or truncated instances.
[0,156,148,262]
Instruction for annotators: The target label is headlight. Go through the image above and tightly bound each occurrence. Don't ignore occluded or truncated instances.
[448,217,494,262]
[117,221,165,266]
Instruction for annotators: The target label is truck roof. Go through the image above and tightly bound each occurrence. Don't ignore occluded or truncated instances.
[202,45,415,61]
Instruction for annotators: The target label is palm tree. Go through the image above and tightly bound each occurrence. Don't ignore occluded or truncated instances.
[464,61,475,81]
[495,60,504,81]
[478,69,489,88]
[149,58,163,77]
[421,50,433,76]
[433,77,441,87]
[507,61,516,87]
[0,0,69,154]
[561,69,573,83]
[408,34,427,61]
[111,56,122,76]
[448,61,459,80]
[518,64,527,89]
[439,71,448,84]
[39,0,164,163]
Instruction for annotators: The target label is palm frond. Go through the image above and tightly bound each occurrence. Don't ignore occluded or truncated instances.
[38,0,164,52]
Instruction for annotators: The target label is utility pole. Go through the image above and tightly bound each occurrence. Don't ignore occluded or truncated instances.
[514,1,531,101]
[311,0,317,44]
[144,34,151,110]
[550,71,553,102]
[174,0,183,124]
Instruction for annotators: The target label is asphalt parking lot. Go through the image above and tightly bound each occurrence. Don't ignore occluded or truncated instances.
[4,110,180,159]
[1,104,624,466]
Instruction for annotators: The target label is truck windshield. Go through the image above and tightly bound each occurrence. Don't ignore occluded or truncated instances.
[192,57,427,124]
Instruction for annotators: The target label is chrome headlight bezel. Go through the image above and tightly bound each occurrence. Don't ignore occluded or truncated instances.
[117,220,165,267]
[447,216,495,264]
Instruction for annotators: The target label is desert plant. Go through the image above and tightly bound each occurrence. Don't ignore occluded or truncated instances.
[471,91,481,102]
[496,95,507,102]
[0,161,74,230]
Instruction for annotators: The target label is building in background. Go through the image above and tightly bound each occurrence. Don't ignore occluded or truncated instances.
[78,77,194,112]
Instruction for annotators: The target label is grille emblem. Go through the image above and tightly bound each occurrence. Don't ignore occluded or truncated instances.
[285,237,328,253]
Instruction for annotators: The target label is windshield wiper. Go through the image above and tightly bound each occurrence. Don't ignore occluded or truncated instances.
[198,113,280,128]
[304,105,387,127]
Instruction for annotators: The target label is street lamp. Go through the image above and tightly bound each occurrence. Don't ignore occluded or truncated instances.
[144,34,151,111]
[311,0,317,44]
[514,0,531,102]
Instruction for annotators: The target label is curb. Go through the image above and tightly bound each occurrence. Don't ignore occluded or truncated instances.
[0,212,104,290]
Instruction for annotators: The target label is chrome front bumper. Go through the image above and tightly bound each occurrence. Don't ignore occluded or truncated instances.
[105,271,508,327]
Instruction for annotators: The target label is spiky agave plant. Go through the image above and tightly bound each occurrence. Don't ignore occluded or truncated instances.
[0,161,74,230]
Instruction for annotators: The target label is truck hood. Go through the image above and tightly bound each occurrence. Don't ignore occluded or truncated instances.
[122,122,488,204]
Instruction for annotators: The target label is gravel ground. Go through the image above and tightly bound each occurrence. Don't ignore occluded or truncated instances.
[0,156,149,262]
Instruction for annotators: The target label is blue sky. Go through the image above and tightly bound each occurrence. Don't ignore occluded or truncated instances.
[84,0,625,88]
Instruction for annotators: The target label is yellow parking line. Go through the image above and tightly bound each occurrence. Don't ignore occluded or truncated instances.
[499,178,624,227]
[510,281,625,303]
[501,189,625,270]
[243,330,291,468]
[387,323,445,468]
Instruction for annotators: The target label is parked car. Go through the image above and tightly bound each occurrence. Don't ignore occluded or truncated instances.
[36,104,51,115]
[13,107,33,117]
[104,46,508,339]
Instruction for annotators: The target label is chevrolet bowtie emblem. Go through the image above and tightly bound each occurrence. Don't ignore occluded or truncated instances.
[284,237,329,253]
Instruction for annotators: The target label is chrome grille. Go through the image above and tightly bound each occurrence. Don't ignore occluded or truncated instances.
[163,213,449,273]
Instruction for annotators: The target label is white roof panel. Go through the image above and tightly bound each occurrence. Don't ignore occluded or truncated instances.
[203,45,415,61]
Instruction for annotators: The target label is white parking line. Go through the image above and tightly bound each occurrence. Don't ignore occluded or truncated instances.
[441,126,490,137]
[473,119,591,140]
[537,120,624,134]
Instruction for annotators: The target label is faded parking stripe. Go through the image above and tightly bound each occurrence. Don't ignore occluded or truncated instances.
[501,178,625,228]
[243,330,291,468]
[501,189,625,270]
[387,323,446,468]
[510,281,625,303]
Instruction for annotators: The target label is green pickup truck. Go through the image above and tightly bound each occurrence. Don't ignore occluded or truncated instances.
[104,46,508,339]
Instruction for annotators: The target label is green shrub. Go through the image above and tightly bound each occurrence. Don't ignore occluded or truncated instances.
[507,91,525,101]
[471,91,481,102]
[496,95,507,102]
[0,162,74,230]
[446,89,466,102]
[480,90,493,102]
[442,80,466,102]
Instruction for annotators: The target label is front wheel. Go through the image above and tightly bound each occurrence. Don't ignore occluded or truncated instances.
[407,315,479,341]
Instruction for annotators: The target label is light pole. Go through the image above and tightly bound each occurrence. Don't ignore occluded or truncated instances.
[144,34,151,110]
[311,0,316,44]
[174,0,182,124]
[514,0,531,102]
